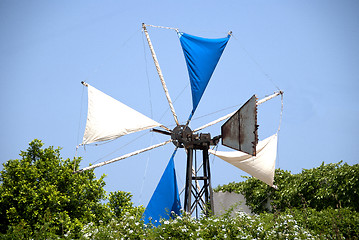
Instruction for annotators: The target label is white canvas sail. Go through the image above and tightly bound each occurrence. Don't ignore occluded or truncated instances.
[209,134,278,187]
[82,84,162,145]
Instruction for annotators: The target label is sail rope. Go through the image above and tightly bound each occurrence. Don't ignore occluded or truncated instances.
[192,103,243,123]
[75,27,142,143]
[141,28,189,126]
[142,23,180,126]
[142,30,154,120]
[83,27,142,84]
[76,140,172,173]
[86,131,150,165]
[231,33,281,91]
[231,34,284,170]
[76,86,86,148]
[138,132,154,206]
[277,92,284,133]
[275,92,284,169]
[144,24,179,33]
[75,27,145,167]
[158,82,189,125]
[74,85,86,171]
[137,29,166,206]
[138,29,153,207]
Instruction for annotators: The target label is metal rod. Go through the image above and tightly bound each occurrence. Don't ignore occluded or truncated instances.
[194,110,236,133]
[205,147,214,214]
[74,140,172,173]
[151,128,172,136]
[257,90,283,105]
[142,23,180,126]
[194,90,283,132]
[81,81,88,87]
[159,125,172,132]
[144,24,179,33]
[203,148,209,214]
[184,148,193,213]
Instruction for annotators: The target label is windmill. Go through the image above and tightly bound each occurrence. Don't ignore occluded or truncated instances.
[75,23,283,222]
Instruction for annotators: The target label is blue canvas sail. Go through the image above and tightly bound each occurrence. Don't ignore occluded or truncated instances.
[179,32,231,118]
[143,150,181,225]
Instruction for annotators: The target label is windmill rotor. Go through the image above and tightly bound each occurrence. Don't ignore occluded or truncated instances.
[76,23,284,223]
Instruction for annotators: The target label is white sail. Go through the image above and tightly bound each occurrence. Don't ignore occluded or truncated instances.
[209,134,278,187]
[82,84,162,145]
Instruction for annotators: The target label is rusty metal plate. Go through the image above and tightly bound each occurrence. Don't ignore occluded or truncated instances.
[221,95,258,156]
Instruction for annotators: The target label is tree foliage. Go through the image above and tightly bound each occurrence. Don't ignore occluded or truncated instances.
[0,139,110,236]
[108,191,144,221]
[214,161,359,238]
[2,141,358,238]
[215,161,359,213]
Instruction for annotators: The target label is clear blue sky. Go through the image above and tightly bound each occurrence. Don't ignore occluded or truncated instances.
[1,0,358,206]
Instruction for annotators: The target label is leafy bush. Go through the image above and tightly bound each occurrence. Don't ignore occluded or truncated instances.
[76,211,318,239]
[108,191,144,221]
[215,161,359,238]
[0,140,142,238]
[215,161,359,213]
[1,141,357,238]
[4,207,357,239]
[289,207,359,239]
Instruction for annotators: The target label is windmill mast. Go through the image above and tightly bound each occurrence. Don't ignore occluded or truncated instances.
[170,125,220,216]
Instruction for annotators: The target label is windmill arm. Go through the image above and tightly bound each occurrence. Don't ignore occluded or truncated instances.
[193,111,236,133]
[74,139,172,173]
[193,91,283,133]
[159,125,172,132]
[257,90,283,105]
[151,128,172,136]
[142,23,180,126]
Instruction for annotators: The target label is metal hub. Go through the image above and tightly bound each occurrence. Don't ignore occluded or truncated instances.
[170,125,220,149]
[171,125,192,148]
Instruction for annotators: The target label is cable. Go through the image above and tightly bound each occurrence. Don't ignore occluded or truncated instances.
[138,132,153,206]
[191,103,242,122]
[158,83,189,124]
[83,27,142,84]
[142,31,154,119]
[144,24,179,33]
[89,131,150,165]
[231,33,281,91]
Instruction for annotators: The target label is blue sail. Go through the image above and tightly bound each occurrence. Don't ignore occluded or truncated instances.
[179,32,231,118]
[143,150,181,225]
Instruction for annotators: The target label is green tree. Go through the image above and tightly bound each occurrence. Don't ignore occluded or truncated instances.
[108,191,144,221]
[215,161,359,213]
[0,139,109,237]
[214,161,359,238]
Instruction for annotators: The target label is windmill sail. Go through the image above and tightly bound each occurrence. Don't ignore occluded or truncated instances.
[179,32,231,118]
[82,84,161,145]
[209,134,278,187]
[143,150,181,224]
